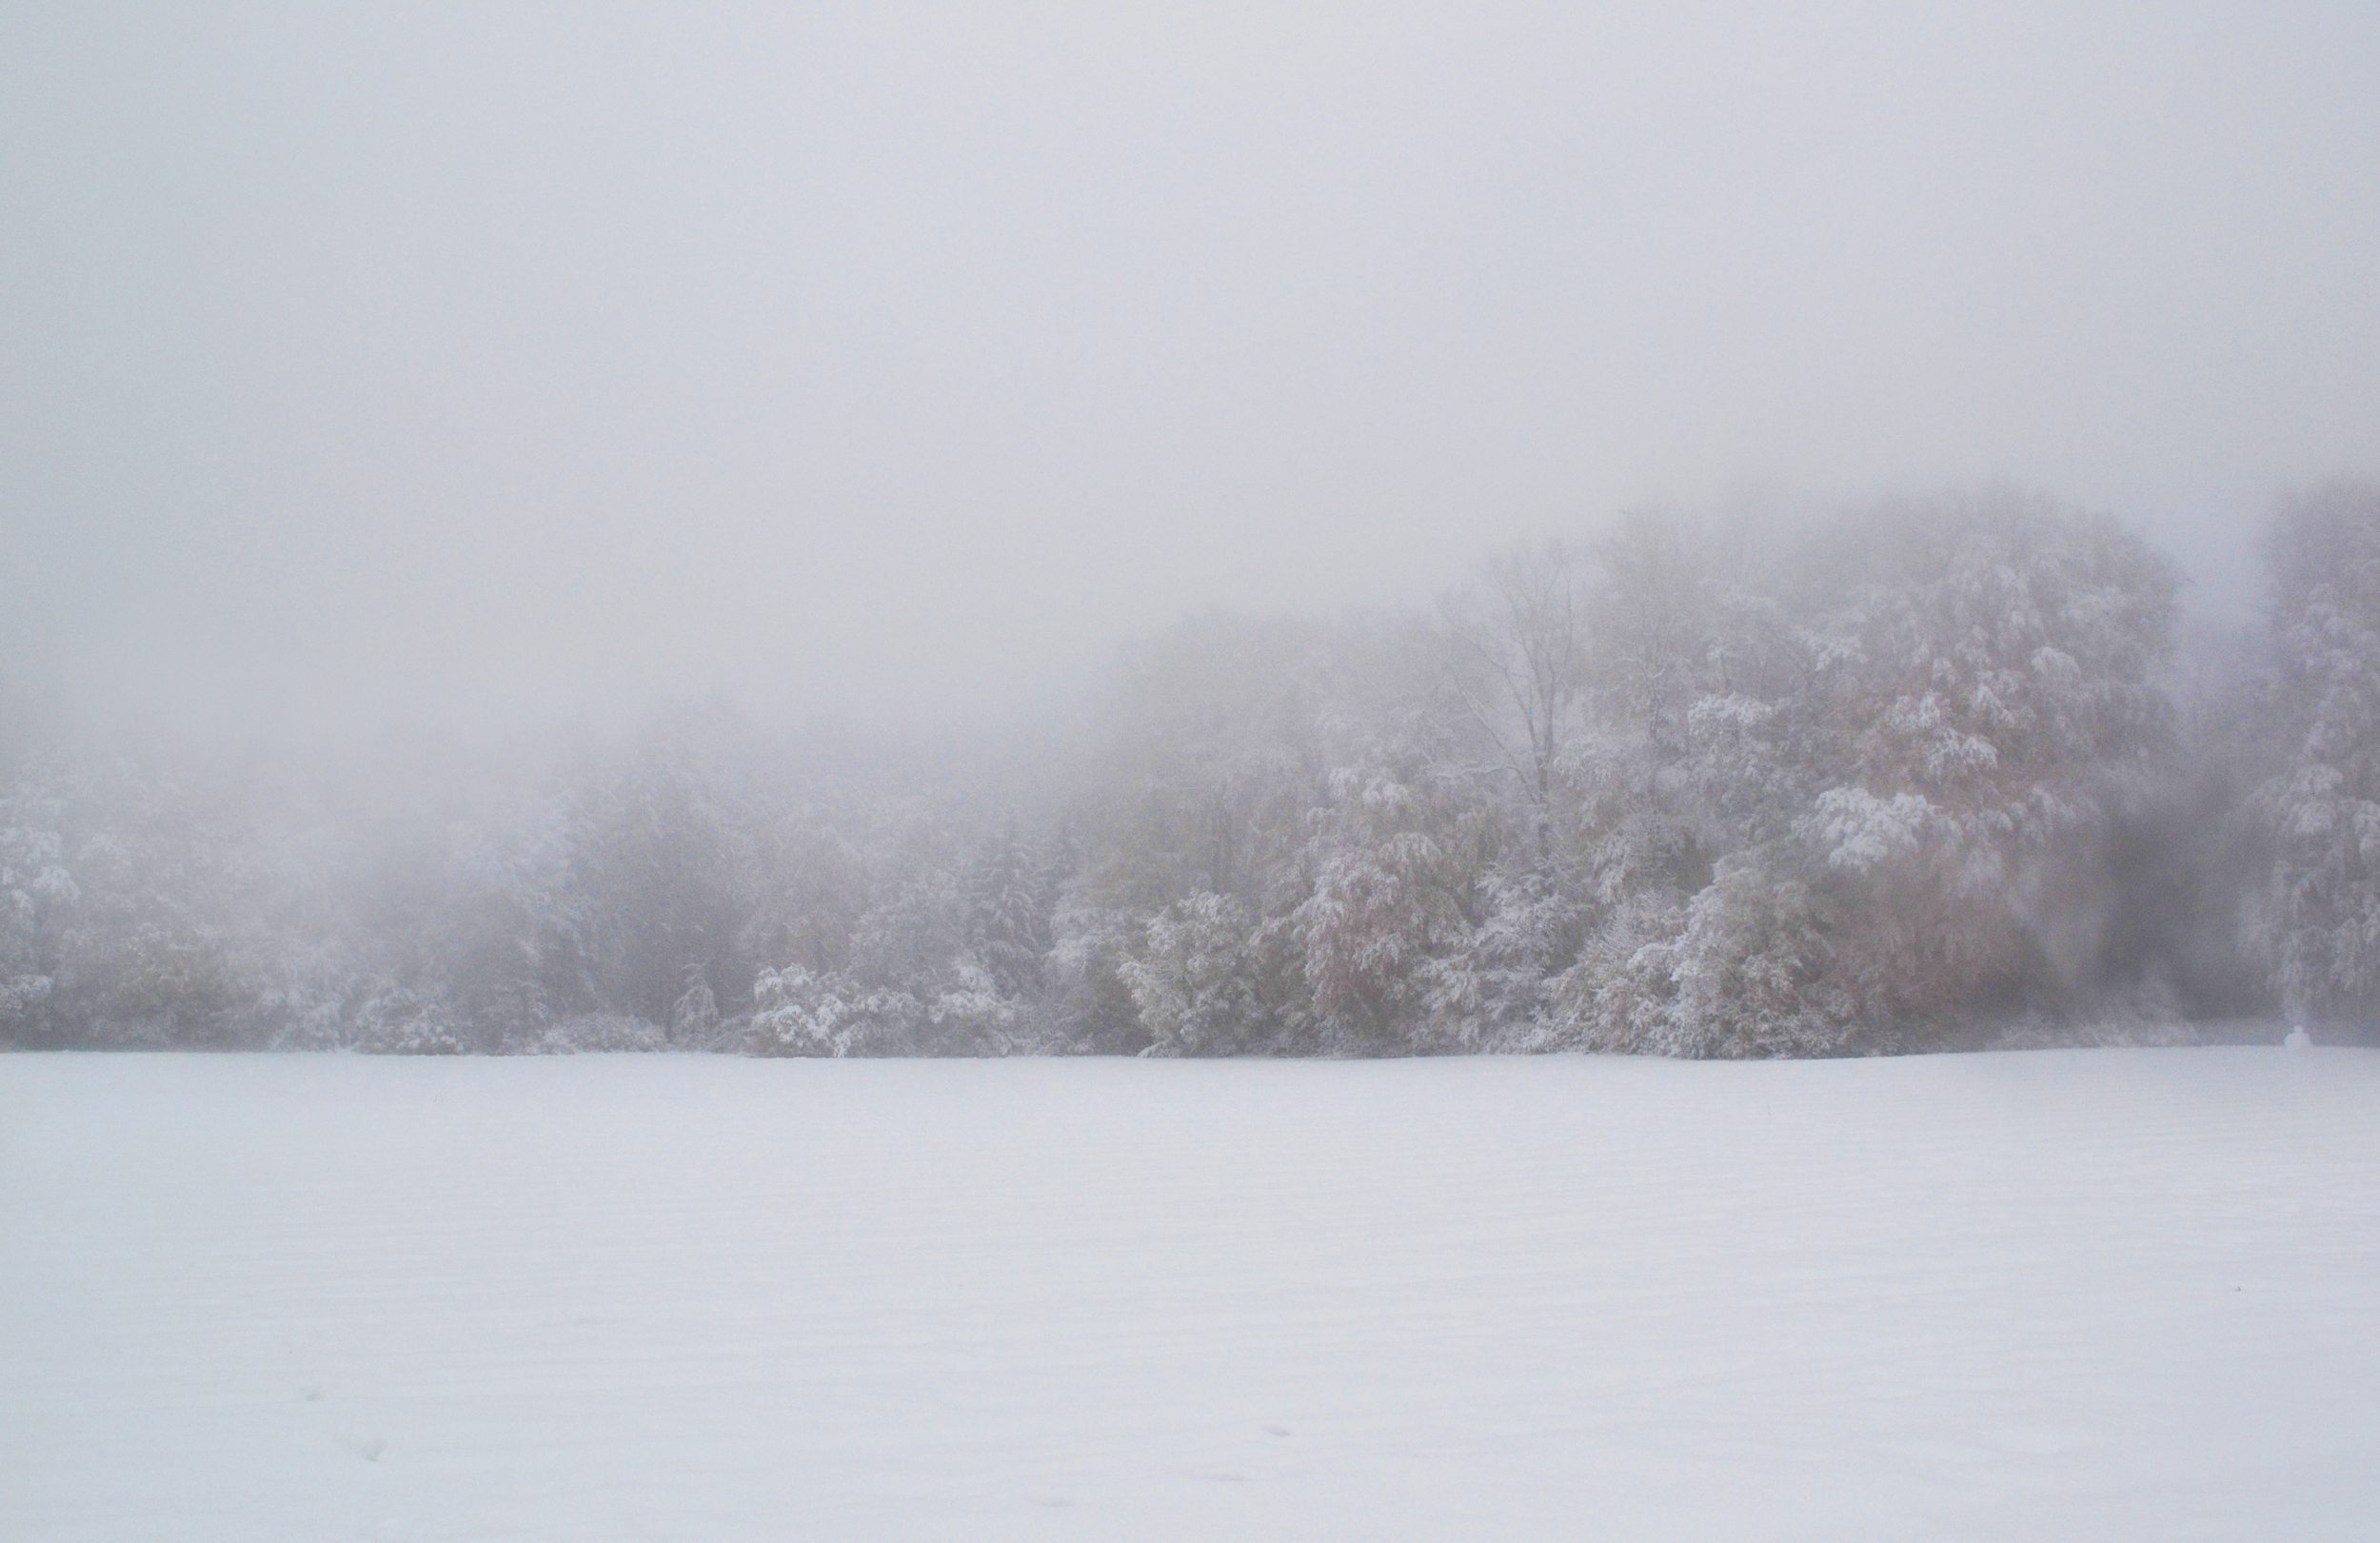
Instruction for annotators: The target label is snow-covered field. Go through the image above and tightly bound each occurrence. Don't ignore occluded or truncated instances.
[3,1048,2375,1541]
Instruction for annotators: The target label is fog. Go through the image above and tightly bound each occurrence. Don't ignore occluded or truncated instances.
[8,1,2376,740]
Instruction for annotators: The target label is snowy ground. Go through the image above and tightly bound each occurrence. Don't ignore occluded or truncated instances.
[3,1047,2375,1542]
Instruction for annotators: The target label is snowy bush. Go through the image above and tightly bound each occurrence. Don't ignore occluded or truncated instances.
[748,964,862,1057]
[746,964,931,1057]
[531,1015,671,1055]
[351,989,469,1056]
[264,991,356,1053]
[924,956,1024,1056]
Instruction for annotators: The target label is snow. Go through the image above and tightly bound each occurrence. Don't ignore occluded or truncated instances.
[3,1047,2375,1541]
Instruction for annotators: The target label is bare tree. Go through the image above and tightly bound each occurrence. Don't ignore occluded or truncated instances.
[1441,540,1591,831]
[1591,510,1711,752]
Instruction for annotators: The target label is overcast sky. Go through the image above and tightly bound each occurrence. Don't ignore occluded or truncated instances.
[6,1,2375,739]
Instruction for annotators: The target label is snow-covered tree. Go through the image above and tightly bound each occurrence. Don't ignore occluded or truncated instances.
[2242,478,2380,1029]
[1603,853,1861,1058]
[747,963,868,1057]
[669,963,721,1045]
[1794,488,2180,1027]
[0,481,2271,1058]
[1119,892,1265,1056]
[0,779,68,1044]
[1423,865,1579,1048]
[960,824,1053,999]
[1296,755,1479,1052]
[1041,896,1150,1054]
[577,709,766,1028]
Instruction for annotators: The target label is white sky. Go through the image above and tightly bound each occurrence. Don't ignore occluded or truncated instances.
[6,2,2376,738]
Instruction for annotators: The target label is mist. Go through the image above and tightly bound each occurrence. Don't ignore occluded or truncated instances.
[15,14,2380,1536]
[9,2,2376,741]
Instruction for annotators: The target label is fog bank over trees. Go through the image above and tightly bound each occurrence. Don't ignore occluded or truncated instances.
[11,5,2379,743]
[10,481,2379,1058]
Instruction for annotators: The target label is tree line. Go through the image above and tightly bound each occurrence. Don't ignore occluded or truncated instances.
[7,480,2378,1057]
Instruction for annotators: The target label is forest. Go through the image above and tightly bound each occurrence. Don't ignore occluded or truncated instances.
[7,480,2379,1058]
